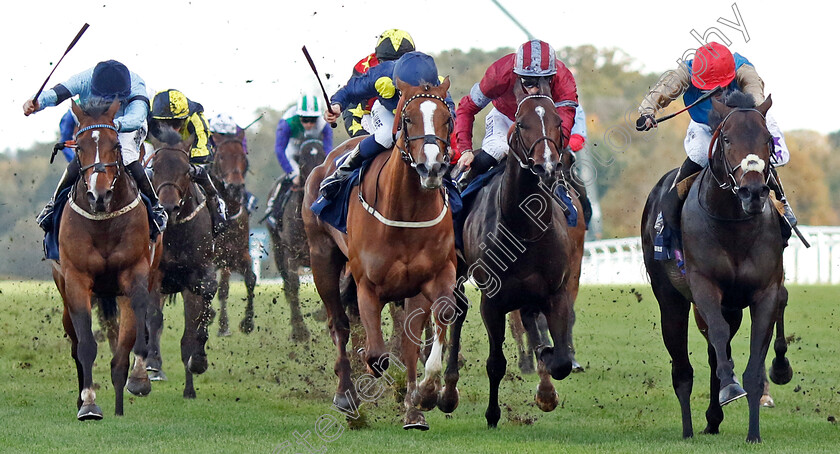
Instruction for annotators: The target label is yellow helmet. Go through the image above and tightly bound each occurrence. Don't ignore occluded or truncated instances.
[151,89,190,120]
[375,29,415,61]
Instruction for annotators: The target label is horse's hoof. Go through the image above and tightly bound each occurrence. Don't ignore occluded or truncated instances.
[333,392,357,413]
[403,408,429,431]
[445,413,453,419]
[217,328,232,337]
[290,326,311,343]
[770,357,793,385]
[184,388,196,399]
[188,354,209,375]
[239,318,254,334]
[412,386,440,412]
[719,383,747,406]
[148,369,168,381]
[518,356,536,375]
[437,386,459,414]
[145,358,162,373]
[571,360,585,373]
[126,376,152,397]
[760,394,775,408]
[77,404,103,421]
[746,435,763,444]
[535,390,559,412]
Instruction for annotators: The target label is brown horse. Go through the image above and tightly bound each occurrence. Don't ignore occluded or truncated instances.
[460,93,586,427]
[267,138,326,341]
[641,92,792,443]
[211,134,257,335]
[303,78,462,430]
[51,100,161,420]
[145,127,217,397]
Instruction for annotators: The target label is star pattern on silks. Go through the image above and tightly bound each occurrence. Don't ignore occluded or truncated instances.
[348,103,368,118]
[348,120,364,135]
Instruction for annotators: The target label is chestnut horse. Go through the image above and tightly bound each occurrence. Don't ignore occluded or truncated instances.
[303,78,463,430]
[145,128,217,397]
[460,92,586,427]
[268,138,326,341]
[211,134,257,335]
[641,92,792,443]
[51,100,161,420]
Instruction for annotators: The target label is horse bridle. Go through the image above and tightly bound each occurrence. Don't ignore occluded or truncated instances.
[212,138,249,185]
[74,123,123,194]
[707,108,773,195]
[508,95,563,176]
[395,93,453,167]
[153,146,192,209]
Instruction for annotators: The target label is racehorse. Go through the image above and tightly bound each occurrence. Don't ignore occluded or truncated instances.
[460,91,586,427]
[641,91,792,443]
[51,100,161,419]
[303,78,464,430]
[145,128,217,398]
[211,134,257,335]
[267,138,327,341]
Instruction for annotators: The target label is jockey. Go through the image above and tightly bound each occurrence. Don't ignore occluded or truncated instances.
[208,113,258,214]
[567,103,591,224]
[264,94,333,228]
[24,60,168,238]
[320,46,456,199]
[340,29,415,137]
[454,40,579,189]
[149,89,227,235]
[636,42,796,242]
[58,108,76,162]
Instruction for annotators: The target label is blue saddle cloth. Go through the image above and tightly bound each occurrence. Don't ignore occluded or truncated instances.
[43,189,155,260]
[311,162,462,234]
[453,165,578,250]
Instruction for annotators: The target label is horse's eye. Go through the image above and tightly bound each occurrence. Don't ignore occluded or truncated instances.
[722,134,730,144]
[404,117,412,124]
[517,121,525,129]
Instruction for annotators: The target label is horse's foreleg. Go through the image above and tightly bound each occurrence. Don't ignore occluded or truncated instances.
[144,285,164,376]
[63,273,101,420]
[696,306,743,434]
[439,277,469,414]
[509,310,533,374]
[280,249,309,342]
[112,296,137,415]
[181,290,210,398]
[743,288,780,443]
[356,279,388,376]
[401,294,430,430]
[540,292,574,382]
[217,268,231,336]
[121,268,152,398]
[482,296,507,428]
[239,254,257,334]
[655,281,694,439]
[769,286,792,386]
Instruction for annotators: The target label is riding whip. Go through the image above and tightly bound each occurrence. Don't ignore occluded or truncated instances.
[242,112,265,130]
[653,85,723,124]
[31,23,90,103]
[301,46,338,129]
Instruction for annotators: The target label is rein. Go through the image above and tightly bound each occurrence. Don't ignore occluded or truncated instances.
[508,95,563,175]
[706,108,773,195]
[394,92,452,166]
[73,123,125,203]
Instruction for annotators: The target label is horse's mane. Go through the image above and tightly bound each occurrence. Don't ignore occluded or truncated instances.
[148,122,182,146]
[708,90,755,130]
[79,97,118,118]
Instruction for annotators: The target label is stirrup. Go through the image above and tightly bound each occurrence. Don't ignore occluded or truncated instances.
[319,167,352,199]
[783,204,797,228]
[36,201,56,232]
[244,193,258,214]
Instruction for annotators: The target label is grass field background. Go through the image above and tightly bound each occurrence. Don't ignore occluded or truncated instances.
[0,281,837,453]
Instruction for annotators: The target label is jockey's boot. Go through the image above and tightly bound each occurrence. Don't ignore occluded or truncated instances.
[769,167,797,228]
[126,161,168,240]
[319,144,364,200]
[191,164,228,236]
[661,157,703,232]
[566,154,592,227]
[36,159,80,232]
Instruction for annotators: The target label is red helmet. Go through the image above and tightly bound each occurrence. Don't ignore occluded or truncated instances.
[514,40,557,77]
[691,42,736,90]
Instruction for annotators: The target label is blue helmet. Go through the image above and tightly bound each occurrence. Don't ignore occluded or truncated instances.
[392,51,439,87]
[91,60,131,101]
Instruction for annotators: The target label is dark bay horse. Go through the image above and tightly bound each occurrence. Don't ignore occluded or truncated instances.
[146,128,217,397]
[461,93,586,427]
[211,134,257,335]
[51,100,161,419]
[303,78,464,430]
[267,138,326,341]
[641,92,792,443]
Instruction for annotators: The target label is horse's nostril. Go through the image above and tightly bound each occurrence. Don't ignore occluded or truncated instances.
[87,191,96,206]
[737,187,751,201]
[104,190,113,205]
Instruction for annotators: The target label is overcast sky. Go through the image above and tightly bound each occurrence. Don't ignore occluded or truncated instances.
[1,0,835,152]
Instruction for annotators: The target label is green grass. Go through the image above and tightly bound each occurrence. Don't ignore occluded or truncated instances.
[0,281,837,453]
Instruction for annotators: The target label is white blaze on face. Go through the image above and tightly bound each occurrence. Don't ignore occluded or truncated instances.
[90,131,101,188]
[419,100,440,165]
[741,153,766,175]
[534,105,552,172]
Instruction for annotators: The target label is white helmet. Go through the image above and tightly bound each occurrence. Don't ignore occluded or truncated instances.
[296,94,322,117]
[209,113,238,135]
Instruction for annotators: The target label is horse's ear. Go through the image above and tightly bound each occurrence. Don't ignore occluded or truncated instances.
[183,133,195,153]
[106,99,120,120]
[395,77,411,96]
[756,94,772,117]
[439,76,451,92]
[71,101,84,120]
[235,127,246,142]
[711,95,729,116]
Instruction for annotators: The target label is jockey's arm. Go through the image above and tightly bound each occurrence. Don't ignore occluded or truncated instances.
[321,123,334,152]
[25,67,92,115]
[736,64,766,105]
[274,120,296,176]
[186,112,212,164]
[550,65,579,147]
[638,64,691,117]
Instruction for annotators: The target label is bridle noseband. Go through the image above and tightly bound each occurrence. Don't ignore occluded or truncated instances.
[508,95,563,175]
[707,108,773,195]
[395,93,453,167]
[153,146,192,208]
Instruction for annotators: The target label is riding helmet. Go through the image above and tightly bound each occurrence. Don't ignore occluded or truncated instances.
[151,89,190,120]
[375,29,415,61]
[513,40,557,77]
[690,42,737,90]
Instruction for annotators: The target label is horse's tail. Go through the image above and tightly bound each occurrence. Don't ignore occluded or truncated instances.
[95,296,118,321]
